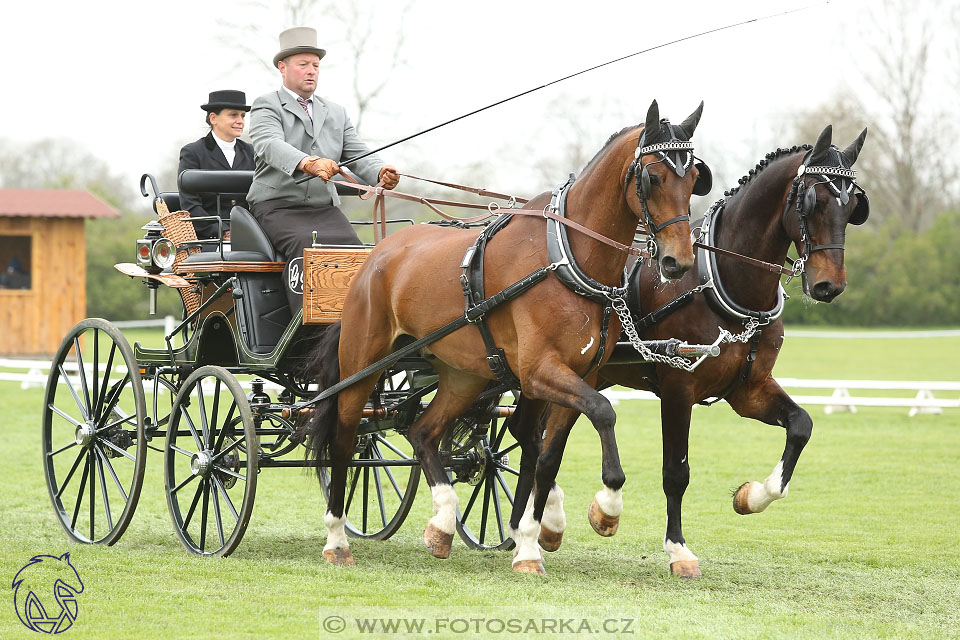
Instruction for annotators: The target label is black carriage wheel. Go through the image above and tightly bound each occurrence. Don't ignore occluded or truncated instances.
[448,415,520,551]
[42,318,147,545]
[164,366,258,557]
[320,432,420,540]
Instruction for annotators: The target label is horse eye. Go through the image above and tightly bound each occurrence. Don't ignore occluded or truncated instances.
[648,174,662,187]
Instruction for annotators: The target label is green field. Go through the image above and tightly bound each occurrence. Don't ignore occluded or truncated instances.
[1,330,959,638]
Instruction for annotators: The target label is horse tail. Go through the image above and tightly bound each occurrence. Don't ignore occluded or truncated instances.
[303,321,341,482]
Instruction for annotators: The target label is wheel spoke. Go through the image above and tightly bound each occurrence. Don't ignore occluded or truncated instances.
[490,471,505,542]
[172,472,199,495]
[199,480,210,552]
[99,438,136,462]
[495,469,516,504]
[460,479,484,522]
[92,331,99,424]
[96,447,128,502]
[100,411,137,431]
[211,478,225,548]
[344,466,362,514]
[59,364,89,421]
[170,444,197,458]
[375,435,411,459]
[497,441,521,458]
[211,436,243,463]
[180,405,205,451]
[501,463,520,477]
[95,447,114,532]
[73,337,93,420]
[183,482,204,530]
[212,465,246,481]
[211,476,239,523]
[70,454,90,530]
[56,449,87,499]
[48,439,79,457]
[212,401,237,453]
[48,404,83,428]
[209,378,222,449]
[89,450,96,540]
[95,341,117,421]
[98,373,131,429]
[361,466,370,533]
[372,443,404,501]
[479,475,492,545]
[196,379,210,448]
[491,421,510,450]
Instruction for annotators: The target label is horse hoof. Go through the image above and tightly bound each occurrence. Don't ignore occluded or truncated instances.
[323,548,355,566]
[588,498,620,537]
[423,523,453,559]
[513,559,546,575]
[670,560,701,578]
[538,526,563,552]
[733,482,755,515]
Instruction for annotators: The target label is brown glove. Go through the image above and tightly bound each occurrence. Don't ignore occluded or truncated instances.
[301,156,339,181]
[378,165,400,189]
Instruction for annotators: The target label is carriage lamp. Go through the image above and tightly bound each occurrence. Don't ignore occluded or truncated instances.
[137,220,176,314]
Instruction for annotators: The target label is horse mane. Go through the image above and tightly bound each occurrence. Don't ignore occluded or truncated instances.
[581,124,642,173]
[721,144,813,199]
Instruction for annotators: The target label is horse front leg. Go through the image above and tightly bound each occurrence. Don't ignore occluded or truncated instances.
[728,379,812,515]
[517,369,624,574]
[659,387,700,578]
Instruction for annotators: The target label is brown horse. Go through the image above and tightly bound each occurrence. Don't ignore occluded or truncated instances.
[305,100,711,573]
[531,124,869,577]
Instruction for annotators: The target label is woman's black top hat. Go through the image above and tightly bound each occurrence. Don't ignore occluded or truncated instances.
[200,90,251,112]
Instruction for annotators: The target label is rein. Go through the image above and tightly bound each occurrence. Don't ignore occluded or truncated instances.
[328,171,650,258]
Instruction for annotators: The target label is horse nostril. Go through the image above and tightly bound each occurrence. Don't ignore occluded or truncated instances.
[812,281,844,301]
[660,255,678,276]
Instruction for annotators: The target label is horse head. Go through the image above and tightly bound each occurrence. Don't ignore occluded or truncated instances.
[12,553,84,633]
[624,100,711,280]
[783,125,869,302]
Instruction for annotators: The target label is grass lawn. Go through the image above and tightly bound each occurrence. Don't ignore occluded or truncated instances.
[1,330,958,638]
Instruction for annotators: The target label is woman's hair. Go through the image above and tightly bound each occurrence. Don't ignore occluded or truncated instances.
[205,108,224,128]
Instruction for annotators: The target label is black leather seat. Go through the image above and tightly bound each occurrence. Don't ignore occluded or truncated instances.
[153,192,181,214]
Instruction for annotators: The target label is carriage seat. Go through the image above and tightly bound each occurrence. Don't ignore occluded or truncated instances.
[153,192,180,214]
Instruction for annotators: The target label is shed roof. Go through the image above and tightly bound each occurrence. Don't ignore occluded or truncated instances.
[0,189,121,218]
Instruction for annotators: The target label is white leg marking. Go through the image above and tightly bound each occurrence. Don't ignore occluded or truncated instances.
[594,485,623,517]
[512,494,542,565]
[427,484,458,535]
[664,538,698,564]
[323,511,349,552]
[541,485,567,534]
[746,460,789,513]
[580,336,595,355]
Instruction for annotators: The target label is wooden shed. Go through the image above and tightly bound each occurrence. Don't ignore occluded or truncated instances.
[0,189,120,356]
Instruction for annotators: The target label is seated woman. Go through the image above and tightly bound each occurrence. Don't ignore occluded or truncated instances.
[178,90,255,246]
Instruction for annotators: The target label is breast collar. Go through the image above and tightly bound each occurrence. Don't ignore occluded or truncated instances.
[546,175,628,305]
[696,201,786,325]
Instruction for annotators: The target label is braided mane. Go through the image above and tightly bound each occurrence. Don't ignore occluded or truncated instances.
[722,144,813,198]
[582,124,642,173]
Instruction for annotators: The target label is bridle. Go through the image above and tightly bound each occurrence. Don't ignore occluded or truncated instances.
[624,125,711,260]
[786,153,869,278]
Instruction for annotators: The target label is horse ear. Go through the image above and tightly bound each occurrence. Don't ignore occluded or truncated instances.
[809,125,833,163]
[643,99,661,144]
[842,127,868,166]
[679,101,704,138]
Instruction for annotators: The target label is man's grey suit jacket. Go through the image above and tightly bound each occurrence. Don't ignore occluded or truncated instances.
[246,89,385,208]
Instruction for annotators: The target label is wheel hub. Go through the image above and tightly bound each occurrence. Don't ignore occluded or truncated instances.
[191,451,213,477]
[75,423,96,448]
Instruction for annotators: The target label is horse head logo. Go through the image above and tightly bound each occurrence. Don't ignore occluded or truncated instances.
[12,553,84,634]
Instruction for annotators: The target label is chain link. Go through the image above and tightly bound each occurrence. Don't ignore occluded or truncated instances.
[611,295,761,372]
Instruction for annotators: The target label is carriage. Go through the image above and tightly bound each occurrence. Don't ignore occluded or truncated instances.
[41,166,718,558]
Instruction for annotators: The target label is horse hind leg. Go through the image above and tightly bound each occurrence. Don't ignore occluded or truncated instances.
[409,367,489,560]
[730,388,812,515]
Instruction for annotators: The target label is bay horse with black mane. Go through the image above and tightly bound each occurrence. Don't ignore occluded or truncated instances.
[305,100,712,573]
[532,124,869,577]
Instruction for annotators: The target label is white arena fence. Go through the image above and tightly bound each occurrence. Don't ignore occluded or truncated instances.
[3,360,957,417]
[3,325,957,415]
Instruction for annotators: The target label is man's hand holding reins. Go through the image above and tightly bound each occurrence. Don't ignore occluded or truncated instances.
[379,165,400,189]
[300,156,339,181]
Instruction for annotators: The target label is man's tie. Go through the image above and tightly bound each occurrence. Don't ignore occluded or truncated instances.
[296,96,312,122]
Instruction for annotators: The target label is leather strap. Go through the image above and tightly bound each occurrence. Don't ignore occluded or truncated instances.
[693,241,794,276]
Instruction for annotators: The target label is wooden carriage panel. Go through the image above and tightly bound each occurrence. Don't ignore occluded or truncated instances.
[303,246,372,324]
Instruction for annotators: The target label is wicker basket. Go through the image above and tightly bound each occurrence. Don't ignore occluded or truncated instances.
[158,210,203,315]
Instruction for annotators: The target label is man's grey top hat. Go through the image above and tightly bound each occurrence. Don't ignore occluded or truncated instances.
[274,27,327,67]
[200,90,251,112]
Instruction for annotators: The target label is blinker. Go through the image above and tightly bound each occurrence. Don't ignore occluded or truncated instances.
[802,185,817,215]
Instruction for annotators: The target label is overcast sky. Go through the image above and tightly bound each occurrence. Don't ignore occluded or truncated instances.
[0,0,921,200]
